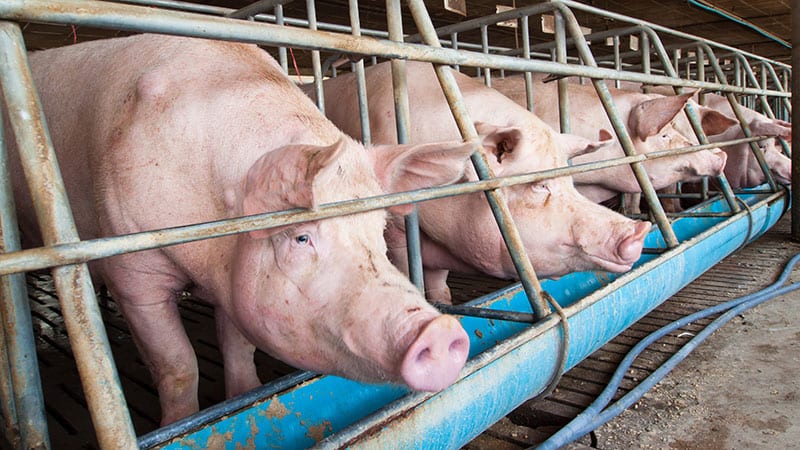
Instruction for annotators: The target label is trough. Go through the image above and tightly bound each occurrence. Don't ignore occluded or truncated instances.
[139,187,789,449]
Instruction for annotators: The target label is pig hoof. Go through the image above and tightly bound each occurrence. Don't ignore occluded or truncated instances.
[400,315,469,391]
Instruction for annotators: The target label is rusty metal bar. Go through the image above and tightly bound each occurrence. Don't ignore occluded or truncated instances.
[225,0,293,19]
[405,0,549,319]
[555,11,570,134]
[0,0,788,98]
[519,15,535,112]
[0,21,137,449]
[0,152,655,277]
[386,0,424,292]
[0,101,49,449]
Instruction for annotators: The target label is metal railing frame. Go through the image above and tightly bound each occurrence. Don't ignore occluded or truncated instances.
[0,0,791,448]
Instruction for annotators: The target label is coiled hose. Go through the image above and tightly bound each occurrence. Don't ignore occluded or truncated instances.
[534,252,800,450]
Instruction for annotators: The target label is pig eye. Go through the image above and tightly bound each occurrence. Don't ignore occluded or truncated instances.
[295,234,311,245]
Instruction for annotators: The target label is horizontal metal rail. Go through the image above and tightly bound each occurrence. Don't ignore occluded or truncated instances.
[0,0,789,97]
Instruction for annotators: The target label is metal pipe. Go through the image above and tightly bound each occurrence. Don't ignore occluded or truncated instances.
[0,105,50,449]
[0,96,20,448]
[1,0,788,97]
[481,24,491,87]
[405,0,549,318]
[386,0,424,292]
[275,4,287,73]
[0,153,654,276]
[225,0,293,19]
[306,0,324,112]
[555,11,570,134]
[520,16,534,112]
[0,22,137,449]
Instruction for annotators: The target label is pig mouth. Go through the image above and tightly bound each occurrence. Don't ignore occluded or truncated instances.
[582,252,637,273]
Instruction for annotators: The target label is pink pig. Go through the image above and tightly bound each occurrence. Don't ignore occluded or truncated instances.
[9,34,477,425]
[490,76,735,204]
[306,61,651,303]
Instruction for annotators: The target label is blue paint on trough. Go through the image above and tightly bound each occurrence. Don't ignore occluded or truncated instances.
[142,189,788,449]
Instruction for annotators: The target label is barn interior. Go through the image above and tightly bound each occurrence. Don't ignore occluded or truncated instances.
[0,0,795,448]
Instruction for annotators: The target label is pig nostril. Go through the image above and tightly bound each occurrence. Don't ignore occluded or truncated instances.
[400,315,469,392]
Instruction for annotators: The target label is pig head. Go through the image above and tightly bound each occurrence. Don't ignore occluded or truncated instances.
[702,93,791,188]
[13,34,474,425]
[490,76,733,204]
[307,61,650,303]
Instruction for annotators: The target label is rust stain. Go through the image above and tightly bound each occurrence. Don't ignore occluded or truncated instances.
[263,397,290,419]
[205,428,233,449]
[305,420,333,443]
[474,329,483,339]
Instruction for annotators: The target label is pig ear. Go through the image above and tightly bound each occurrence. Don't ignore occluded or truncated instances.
[372,141,476,215]
[242,139,345,239]
[695,105,739,136]
[629,93,692,138]
[748,117,792,140]
[474,121,524,165]
[559,128,615,158]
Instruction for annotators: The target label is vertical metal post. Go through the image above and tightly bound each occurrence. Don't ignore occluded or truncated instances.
[348,0,370,146]
[612,35,621,89]
[275,4,288,73]
[696,47,708,200]
[405,0,549,317]
[520,15,534,113]
[640,32,650,94]
[0,99,20,448]
[307,0,324,112]
[481,25,491,87]
[450,32,460,72]
[0,22,137,449]
[792,2,799,241]
[386,0,424,292]
[554,11,570,134]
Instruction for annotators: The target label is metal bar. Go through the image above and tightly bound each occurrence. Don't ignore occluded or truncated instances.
[519,16,534,112]
[433,303,536,323]
[306,0,324,111]
[552,4,680,247]
[0,22,137,450]
[386,0,424,292]
[0,101,50,449]
[225,0,293,19]
[481,24,491,87]
[406,0,550,319]
[348,0,370,146]
[1,0,788,98]
[0,96,20,448]
[275,4,287,73]
[0,153,651,276]
[555,11,570,134]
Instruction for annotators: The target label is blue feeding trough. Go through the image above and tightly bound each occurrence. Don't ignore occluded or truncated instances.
[140,188,789,449]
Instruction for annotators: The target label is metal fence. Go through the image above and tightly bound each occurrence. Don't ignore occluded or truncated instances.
[0,0,792,448]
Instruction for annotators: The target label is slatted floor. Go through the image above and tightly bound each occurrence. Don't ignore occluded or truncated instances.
[4,212,796,448]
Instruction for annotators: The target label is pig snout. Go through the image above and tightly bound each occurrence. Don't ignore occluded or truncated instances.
[616,220,651,264]
[400,315,470,391]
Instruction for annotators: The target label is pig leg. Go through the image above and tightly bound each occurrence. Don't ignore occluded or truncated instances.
[215,309,261,398]
[424,269,452,304]
[101,256,199,425]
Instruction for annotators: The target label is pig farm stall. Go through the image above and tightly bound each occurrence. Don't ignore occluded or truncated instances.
[0,0,794,448]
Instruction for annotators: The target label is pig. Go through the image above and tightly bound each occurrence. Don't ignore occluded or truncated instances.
[489,76,735,205]
[701,93,791,188]
[304,61,651,303]
[613,82,791,189]
[7,34,477,425]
